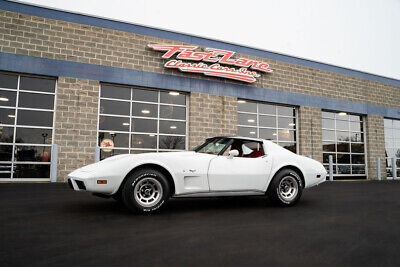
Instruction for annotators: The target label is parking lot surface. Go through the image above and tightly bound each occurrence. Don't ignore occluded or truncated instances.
[1,181,400,267]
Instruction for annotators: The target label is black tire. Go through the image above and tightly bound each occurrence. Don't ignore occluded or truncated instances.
[267,168,303,207]
[122,168,170,214]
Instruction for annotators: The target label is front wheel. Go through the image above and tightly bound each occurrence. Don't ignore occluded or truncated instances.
[122,168,170,214]
[267,169,303,206]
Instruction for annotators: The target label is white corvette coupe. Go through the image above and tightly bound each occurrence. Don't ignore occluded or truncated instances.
[68,136,327,213]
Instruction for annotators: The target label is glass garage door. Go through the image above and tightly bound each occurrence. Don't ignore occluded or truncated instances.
[0,72,56,181]
[322,111,366,179]
[98,84,188,160]
[384,118,400,178]
[237,99,297,153]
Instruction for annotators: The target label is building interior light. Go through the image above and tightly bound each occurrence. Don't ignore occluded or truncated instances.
[248,119,255,123]
[272,133,277,136]
[238,100,246,104]
[141,109,150,114]
[250,131,256,135]
[122,122,130,126]
[169,92,180,96]
[170,125,177,129]
[288,123,295,126]
[0,97,9,102]
[149,134,155,137]
[8,114,15,118]
[338,112,347,116]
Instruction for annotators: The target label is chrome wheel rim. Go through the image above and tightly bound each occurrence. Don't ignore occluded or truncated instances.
[278,176,298,202]
[133,177,163,207]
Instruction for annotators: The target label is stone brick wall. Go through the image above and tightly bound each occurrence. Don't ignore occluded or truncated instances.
[54,77,99,181]
[189,93,237,148]
[298,106,323,162]
[365,115,387,180]
[1,10,400,110]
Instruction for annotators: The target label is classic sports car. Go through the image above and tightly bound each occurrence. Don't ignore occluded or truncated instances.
[68,136,326,213]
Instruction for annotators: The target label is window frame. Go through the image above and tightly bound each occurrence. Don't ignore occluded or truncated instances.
[384,118,400,178]
[321,110,367,179]
[0,72,56,181]
[237,99,298,153]
[97,84,189,159]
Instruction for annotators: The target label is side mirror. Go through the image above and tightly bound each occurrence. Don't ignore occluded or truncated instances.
[228,149,239,159]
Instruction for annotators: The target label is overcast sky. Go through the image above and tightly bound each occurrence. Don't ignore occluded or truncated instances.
[17,0,400,80]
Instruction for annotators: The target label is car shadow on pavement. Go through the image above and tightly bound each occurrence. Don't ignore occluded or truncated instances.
[62,196,313,216]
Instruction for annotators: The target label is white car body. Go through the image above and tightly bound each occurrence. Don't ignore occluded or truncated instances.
[68,137,327,197]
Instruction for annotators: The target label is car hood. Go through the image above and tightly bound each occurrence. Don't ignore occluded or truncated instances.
[70,151,198,175]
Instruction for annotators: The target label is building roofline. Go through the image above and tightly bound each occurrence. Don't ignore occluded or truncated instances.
[1,0,400,87]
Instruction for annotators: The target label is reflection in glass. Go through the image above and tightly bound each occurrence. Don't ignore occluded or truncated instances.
[352,155,365,164]
[100,85,131,100]
[259,128,277,141]
[99,116,130,131]
[159,135,185,149]
[278,129,295,142]
[0,90,17,107]
[352,165,365,174]
[0,164,12,178]
[278,117,296,129]
[16,128,52,144]
[322,119,335,129]
[336,120,349,131]
[238,127,257,138]
[237,101,256,113]
[337,143,350,152]
[336,131,349,141]
[133,88,158,102]
[100,99,130,115]
[259,115,276,128]
[160,105,186,120]
[322,130,335,141]
[132,102,158,118]
[131,118,157,133]
[160,91,186,105]
[14,164,50,178]
[17,110,53,127]
[0,73,18,89]
[18,92,54,109]
[258,103,276,115]
[98,132,129,148]
[337,165,351,174]
[15,146,51,162]
[337,154,350,164]
[100,149,129,160]
[323,142,336,152]
[132,134,157,149]
[19,76,56,93]
[351,143,364,153]
[323,153,336,164]
[0,145,13,161]
[350,132,363,142]
[238,113,257,126]
[159,121,185,135]
[277,106,295,116]
[0,126,14,143]
[0,108,15,125]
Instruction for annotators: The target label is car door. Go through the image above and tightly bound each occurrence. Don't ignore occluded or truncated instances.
[207,140,272,192]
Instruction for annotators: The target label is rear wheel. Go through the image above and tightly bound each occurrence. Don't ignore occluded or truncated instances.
[122,168,170,214]
[267,169,302,206]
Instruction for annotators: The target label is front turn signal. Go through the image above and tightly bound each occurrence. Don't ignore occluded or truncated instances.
[97,180,107,184]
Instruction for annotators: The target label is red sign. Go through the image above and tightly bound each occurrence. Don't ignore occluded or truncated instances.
[148,44,272,83]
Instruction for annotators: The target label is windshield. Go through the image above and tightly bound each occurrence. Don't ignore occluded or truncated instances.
[194,137,232,155]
